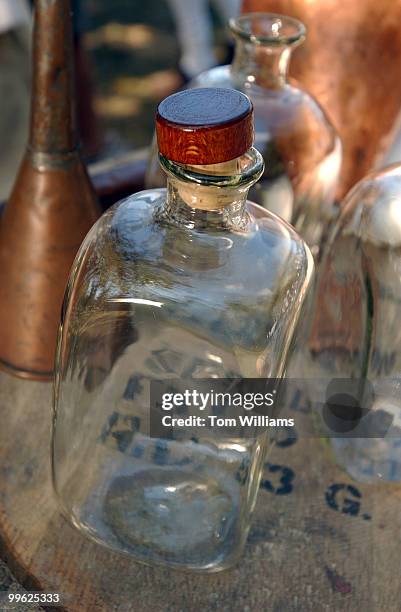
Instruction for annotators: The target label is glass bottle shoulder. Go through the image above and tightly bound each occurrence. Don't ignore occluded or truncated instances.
[194,66,335,127]
[68,189,313,324]
[192,66,339,158]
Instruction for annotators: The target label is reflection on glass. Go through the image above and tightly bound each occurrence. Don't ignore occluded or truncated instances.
[301,164,401,482]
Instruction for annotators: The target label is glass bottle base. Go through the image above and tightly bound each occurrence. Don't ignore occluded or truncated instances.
[61,464,248,572]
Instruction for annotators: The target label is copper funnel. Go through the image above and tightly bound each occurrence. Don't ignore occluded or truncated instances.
[241,0,401,198]
[0,0,100,380]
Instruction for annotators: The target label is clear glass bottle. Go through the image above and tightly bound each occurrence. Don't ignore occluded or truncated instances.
[146,13,342,257]
[302,163,401,483]
[52,88,314,571]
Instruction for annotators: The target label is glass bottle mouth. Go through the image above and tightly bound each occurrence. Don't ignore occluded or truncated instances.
[159,147,264,190]
[229,13,306,47]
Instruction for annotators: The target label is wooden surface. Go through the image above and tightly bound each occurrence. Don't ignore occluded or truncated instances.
[0,558,43,611]
[1,371,401,611]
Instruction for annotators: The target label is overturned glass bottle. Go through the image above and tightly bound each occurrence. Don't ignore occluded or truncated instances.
[146,13,342,256]
[52,88,314,571]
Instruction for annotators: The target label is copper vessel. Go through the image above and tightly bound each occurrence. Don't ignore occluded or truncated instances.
[242,0,401,198]
[0,0,100,380]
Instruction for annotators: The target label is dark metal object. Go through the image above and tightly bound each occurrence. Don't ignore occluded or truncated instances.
[0,152,148,215]
[0,0,100,380]
[89,150,148,209]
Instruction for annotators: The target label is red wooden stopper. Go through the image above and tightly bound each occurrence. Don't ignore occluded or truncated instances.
[156,88,254,165]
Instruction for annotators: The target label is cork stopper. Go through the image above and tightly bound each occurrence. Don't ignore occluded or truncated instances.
[156,88,254,165]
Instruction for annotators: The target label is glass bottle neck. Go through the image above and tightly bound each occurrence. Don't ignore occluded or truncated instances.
[231,39,292,89]
[228,14,305,90]
[158,149,264,231]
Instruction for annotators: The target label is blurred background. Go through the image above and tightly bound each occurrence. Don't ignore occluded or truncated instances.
[2,0,401,203]
[0,0,241,201]
[84,0,239,151]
